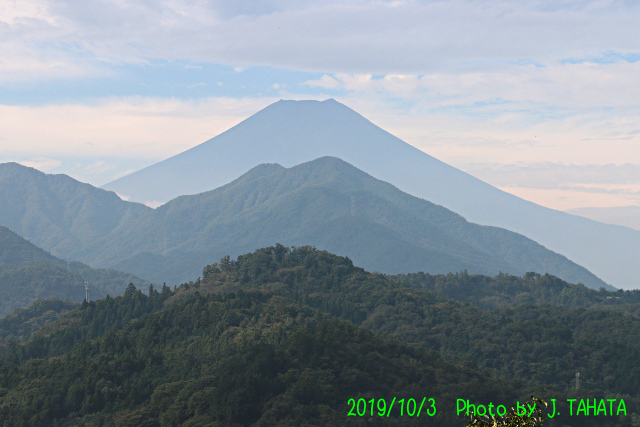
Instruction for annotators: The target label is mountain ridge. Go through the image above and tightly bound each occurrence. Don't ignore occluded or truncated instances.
[0,225,150,316]
[102,99,640,289]
[83,157,609,289]
[0,162,151,258]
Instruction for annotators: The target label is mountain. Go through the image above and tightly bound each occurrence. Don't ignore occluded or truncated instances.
[195,246,640,405]
[81,157,609,289]
[392,271,640,310]
[0,225,150,316]
[0,246,631,426]
[566,205,640,232]
[102,99,640,289]
[0,272,517,426]
[0,222,61,265]
[0,162,151,258]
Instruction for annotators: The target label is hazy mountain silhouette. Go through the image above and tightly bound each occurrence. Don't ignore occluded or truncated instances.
[567,206,640,232]
[87,157,608,289]
[102,99,640,289]
[0,162,151,258]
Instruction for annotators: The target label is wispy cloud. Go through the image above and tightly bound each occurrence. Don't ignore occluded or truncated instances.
[2,0,639,78]
[11,157,61,171]
[459,162,640,209]
[303,62,640,110]
[462,163,640,188]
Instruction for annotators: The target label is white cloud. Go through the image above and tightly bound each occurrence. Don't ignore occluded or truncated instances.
[1,0,639,81]
[495,186,640,211]
[15,157,61,171]
[306,62,640,109]
[462,163,640,188]
[304,74,340,89]
[143,200,164,209]
[459,162,640,209]
[0,0,54,25]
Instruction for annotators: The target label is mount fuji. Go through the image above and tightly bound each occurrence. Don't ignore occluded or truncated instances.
[103,99,640,289]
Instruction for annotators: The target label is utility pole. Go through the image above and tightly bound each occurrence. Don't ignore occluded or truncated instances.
[85,281,90,303]
[576,372,580,390]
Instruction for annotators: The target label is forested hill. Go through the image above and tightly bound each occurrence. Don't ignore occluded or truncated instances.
[392,270,640,310]
[0,286,516,425]
[192,246,640,423]
[0,225,60,265]
[0,245,634,425]
[0,298,77,346]
[0,162,151,258]
[0,225,150,316]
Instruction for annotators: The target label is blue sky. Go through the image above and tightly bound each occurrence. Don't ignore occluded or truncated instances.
[1,0,639,211]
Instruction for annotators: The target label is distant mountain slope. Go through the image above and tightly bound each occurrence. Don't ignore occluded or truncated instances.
[83,157,609,290]
[392,270,640,310]
[0,224,60,265]
[0,226,150,316]
[566,205,640,231]
[102,99,640,289]
[0,162,151,258]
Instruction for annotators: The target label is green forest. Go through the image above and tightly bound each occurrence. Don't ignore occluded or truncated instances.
[0,226,150,317]
[0,245,637,426]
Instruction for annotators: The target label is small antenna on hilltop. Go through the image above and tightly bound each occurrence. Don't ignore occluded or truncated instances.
[576,372,580,390]
[67,256,70,271]
[85,281,90,303]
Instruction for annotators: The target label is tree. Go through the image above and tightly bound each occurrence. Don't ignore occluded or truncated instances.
[465,397,548,427]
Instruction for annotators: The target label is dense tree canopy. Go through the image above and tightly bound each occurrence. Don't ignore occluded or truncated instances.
[0,245,636,426]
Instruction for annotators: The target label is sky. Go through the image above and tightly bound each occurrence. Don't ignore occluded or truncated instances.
[0,0,639,212]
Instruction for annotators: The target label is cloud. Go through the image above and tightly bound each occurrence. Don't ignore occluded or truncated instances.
[495,186,640,211]
[461,163,640,188]
[303,61,640,110]
[304,74,340,89]
[2,0,639,81]
[18,157,62,171]
[143,200,164,209]
[457,162,640,209]
[0,96,277,158]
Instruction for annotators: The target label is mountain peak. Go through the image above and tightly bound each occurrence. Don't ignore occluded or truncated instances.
[252,98,363,124]
[93,156,610,289]
[103,98,421,204]
[0,162,43,176]
[100,99,640,289]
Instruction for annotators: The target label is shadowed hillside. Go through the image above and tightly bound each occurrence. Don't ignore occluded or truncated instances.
[0,226,150,316]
